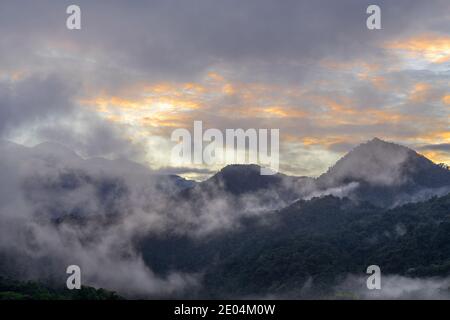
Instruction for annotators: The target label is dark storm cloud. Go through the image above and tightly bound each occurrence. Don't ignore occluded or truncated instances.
[419,143,450,152]
[0,0,447,139]
[82,0,447,82]
[0,74,77,133]
[0,0,448,83]
[0,0,447,175]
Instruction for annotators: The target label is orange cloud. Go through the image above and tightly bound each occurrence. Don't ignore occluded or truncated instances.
[420,150,450,165]
[409,82,431,103]
[425,131,450,143]
[300,136,347,147]
[386,34,450,63]
[370,76,387,90]
[263,106,308,118]
[207,72,225,82]
[141,113,193,129]
[308,95,413,127]
[222,83,235,95]
[76,69,448,171]
[442,95,450,105]
[319,58,392,91]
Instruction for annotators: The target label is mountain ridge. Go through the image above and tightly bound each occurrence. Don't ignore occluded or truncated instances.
[183,138,450,208]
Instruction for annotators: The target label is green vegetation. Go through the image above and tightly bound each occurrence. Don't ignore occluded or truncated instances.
[3,192,450,299]
[0,277,123,300]
[141,193,450,298]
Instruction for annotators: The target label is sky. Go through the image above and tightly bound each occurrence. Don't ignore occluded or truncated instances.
[0,0,449,180]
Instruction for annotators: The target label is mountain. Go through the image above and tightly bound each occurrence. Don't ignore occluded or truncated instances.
[201,164,311,196]
[205,164,280,194]
[0,140,195,220]
[316,138,450,207]
[140,193,450,298]
[1,138,450,299]
[318,138,450,187]
[178,138,450,208]
[11,138,449,210]
[167,174,197,190]
[177,164,314,211]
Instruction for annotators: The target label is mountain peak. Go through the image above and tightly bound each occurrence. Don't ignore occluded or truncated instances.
[218,164,262,175]
[198,164,284,195]
[314,138,450,207]
[369,137,383,142]
[360,137,409,150]
[366,137,391,146]
[319,138,427,186]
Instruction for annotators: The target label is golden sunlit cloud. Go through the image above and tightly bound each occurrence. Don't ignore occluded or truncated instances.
[423,131,450,143]
[319,59,389,90]
[386,34,450,63]
[207,72,226,82]
[420,150,450,165]
[442,95,450,105]
[75,67,449,172]
[284,135,349,148]
[308,95,413,127]
[222,105,309,119]
[409,82,431,103]
[263,106,308,118]
[222,83,235,95]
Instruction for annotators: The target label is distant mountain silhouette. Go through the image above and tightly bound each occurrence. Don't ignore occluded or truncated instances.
[178,138,450,208]
[316,138,450,207]
[205,164,310,195]
[1,138,450,299]
[178,164,313,209]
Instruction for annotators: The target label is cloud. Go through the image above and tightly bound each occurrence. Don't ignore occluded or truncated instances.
[0,0,448,83]
[337,274,450,299]
[0,0,448,175]
[419,143,450,152]
[0,0,448,300]
[0,71,145,162]
[386,33,450,63]
[0,74,77,134]
[0,141,200,297]
[0,141,304,294]
[304,182,360,200]
[417,143,450,164]
[34,112,145,160]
